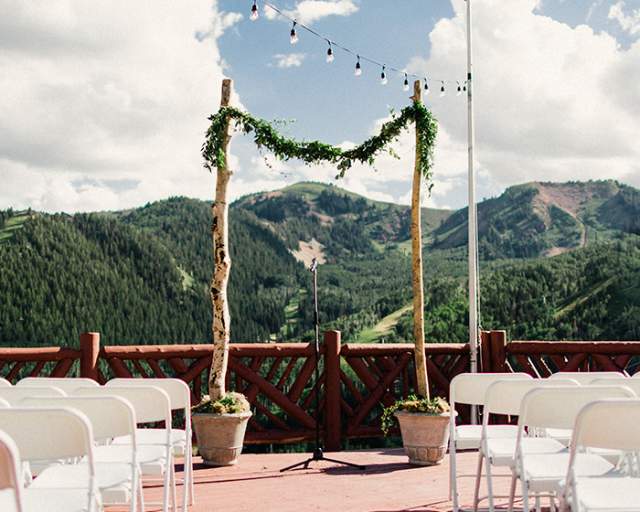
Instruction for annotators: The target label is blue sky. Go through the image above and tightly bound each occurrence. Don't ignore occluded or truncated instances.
[1,0,638,212]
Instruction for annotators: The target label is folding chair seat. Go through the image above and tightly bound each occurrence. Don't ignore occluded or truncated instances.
[74,385,175,512]
[0,429,23,512]
[17,377,99,394]
[0,408,101,512]
[561,399,640,512]
[510,385,636,512]
[474,378,579,512]
[106,378,194,510]
[22,396,141,512]
[448,372,533,512]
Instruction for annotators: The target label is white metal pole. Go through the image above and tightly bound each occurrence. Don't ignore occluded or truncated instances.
[466,0,479,380]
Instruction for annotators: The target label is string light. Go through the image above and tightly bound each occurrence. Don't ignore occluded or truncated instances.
[326,41,334,63]
[253,1,465,99]
[290,21,298,45]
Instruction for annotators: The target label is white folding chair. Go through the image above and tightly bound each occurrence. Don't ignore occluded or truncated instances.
[548,371,626,385]
[0,407,101,512]
[474,378,580,512]
[449,372,533,512]
[75,386,175,512]
[17,377,99,394]
[632,372,640,379]
[21,396,141,512]
[0,387,66,405]
[511,385,636,512]
[561,399,640,512]
[0,378,12,387]
[0,429,24,512]
[106,378,193,511]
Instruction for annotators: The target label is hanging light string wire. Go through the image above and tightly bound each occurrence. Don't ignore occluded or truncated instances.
[258,1,466,89]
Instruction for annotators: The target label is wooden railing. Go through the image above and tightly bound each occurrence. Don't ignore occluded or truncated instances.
[1,330,639,450]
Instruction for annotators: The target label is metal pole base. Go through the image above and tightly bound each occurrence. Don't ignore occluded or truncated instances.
[279,447,366,472]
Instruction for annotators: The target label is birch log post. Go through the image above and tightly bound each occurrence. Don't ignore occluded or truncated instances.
[209,78,233,401]
[411,80,430,399]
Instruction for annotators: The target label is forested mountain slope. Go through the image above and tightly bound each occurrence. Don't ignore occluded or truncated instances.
[1,180,639,346]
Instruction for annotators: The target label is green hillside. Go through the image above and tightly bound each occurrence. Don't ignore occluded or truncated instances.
[1,180,639,347]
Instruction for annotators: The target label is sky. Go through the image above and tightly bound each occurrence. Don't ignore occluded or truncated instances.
[1,0,639,213]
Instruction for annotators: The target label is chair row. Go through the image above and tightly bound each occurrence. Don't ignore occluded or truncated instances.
[449,371,640,512]
[0,377,195,512]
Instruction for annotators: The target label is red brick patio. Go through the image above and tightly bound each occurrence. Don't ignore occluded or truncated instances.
[110,449,521,512]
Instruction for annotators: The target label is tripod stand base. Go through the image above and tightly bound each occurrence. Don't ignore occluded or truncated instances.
[280,448,366,472]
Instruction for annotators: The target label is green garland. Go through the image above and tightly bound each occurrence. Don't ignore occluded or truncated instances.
[202,102,438,185]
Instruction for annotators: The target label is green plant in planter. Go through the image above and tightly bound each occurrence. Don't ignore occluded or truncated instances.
[381,395,450,436]
[192,392,250,415]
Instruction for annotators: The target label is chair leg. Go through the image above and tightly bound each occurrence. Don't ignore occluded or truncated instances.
[450,441,458,512]
[138,471,146,512]
[189,446,195,506]
[486,460,495,512]
[170,463,178,512]
[473,452,484,512]
[550,495,556,512]
[522,477,530,512]
[535,494,541,512]
[162,465,171,512]
[507,471,517,512]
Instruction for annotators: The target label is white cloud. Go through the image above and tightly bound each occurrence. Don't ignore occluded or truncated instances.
[608,1,640,36]
[264,0,358,25]
[0,0,240,213]
[404,0,640,206]
[273,52,306,68]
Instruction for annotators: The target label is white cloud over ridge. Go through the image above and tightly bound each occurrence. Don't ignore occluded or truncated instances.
[0,0,238,213]
[608,1,640,36]
[264,0,358,25]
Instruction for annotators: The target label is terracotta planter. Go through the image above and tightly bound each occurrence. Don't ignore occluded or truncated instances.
[192,411,252,466]
[394,411,452,465]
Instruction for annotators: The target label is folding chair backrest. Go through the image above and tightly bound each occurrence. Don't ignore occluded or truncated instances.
[17,377,99,394]
[0,386,66,405]
[107,378,190,410]
[633,372,640,379]
[484,378,580,418]
[0,378,11,387]
[519,385,636,430]
[0,399,10,408]
[592,377,640,395]
[21,396,136,443]
[0,429,23,510]
[0,408,94,462]
[549,371,625,385]
[573,399,640,451]
[450,372,533,407]
[74,385,171,425]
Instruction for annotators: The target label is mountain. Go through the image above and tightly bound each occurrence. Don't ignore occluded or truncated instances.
[432,180,640,259]
[1,180,639,346]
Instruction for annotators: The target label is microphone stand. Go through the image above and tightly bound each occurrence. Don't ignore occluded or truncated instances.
[280,258,365,472]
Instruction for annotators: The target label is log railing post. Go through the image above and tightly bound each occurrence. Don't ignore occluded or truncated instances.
[479,330,491,373]
[489,330,508,373]
[324,330,342,451]
[80,332,100,381]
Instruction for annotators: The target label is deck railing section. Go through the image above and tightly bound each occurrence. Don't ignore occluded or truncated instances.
[1,330,639,449]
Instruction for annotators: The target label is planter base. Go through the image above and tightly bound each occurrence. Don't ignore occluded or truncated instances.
[192,411,252,466]
[395,411,452,466]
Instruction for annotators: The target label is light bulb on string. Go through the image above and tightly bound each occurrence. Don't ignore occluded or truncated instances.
[380,66,387,85]
[463,81,467,92]
[440,82,446,97]
[290,21,298,45]
[250,1,259,21]
[326,42,334,63]
[424,78,430,95]
[354,56,362,77]
[456,81,462,96]
[403,73,410,92]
